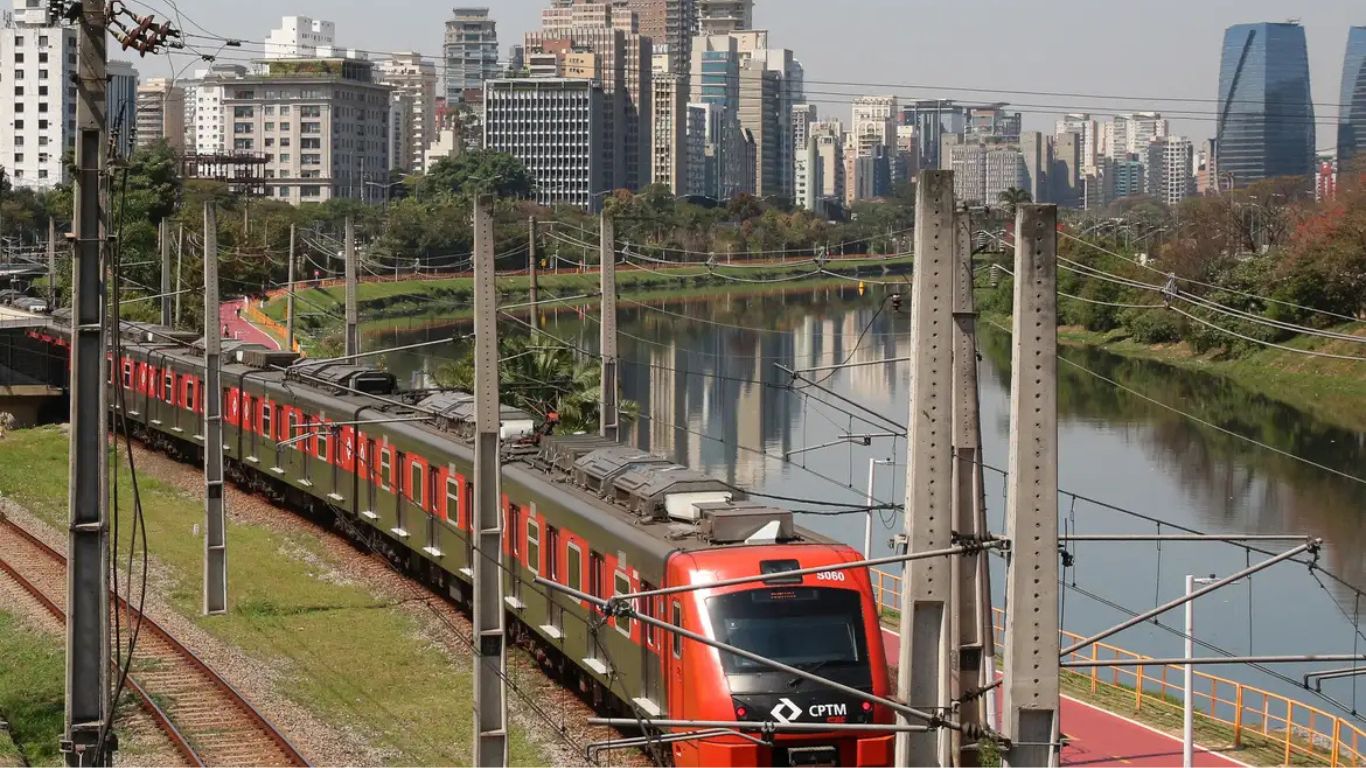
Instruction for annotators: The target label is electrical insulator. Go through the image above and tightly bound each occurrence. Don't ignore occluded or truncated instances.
[890,293,903,312]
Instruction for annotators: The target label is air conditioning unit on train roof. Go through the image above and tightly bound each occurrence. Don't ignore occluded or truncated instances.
[291,361,397,396]
[415,391,537,441]
[540,434,620,475]
[694,502,796,544]
[572,446,675,497]
[238,348,300,369]
[611,464,738,522]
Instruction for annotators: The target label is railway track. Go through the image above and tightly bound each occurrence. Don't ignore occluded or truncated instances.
[0,516,309,767]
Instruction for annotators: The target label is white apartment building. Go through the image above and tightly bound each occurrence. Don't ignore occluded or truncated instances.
[184,64,247,155]
[221,59,391,205]
[948,142,1028,204]
[377,52,437,172]
[264,16,361,59]
[1147,136,1194,206]
[0,4,77,189]
[484,78,606,211]
[135,77,184,151]
[1055,112,1098,174]
[651,73,687,194]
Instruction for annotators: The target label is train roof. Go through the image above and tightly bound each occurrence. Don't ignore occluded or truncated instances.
[108,323,833,556]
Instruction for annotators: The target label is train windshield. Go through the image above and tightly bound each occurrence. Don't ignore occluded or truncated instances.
[706,587,867,674]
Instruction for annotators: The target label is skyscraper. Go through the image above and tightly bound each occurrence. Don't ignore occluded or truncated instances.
[1147,136,1195,206]
[444,8,500,105]
[135,78,185,152]
[1216,22,1316,186]
[697,0,753,34]
[1338,27,1366,169]
[484,78,607,210]
[378,53,438,172]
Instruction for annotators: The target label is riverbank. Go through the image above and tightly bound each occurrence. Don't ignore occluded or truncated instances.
[262,256,910,342]
[1047,320,1366,434]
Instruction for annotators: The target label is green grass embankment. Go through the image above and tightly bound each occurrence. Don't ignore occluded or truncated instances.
[1052,321,1366,434]
[0,612,63,767]
[265,257,911,340]
[0,427,546,766]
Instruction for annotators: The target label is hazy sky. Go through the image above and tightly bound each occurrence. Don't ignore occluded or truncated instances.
[141,0,1363,148]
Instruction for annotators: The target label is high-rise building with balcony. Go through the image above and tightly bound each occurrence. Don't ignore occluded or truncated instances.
[697,0,753,34]
[222,58,391,205]
[444,8,500,105]
[1337,27,1366,169]
[0,2,80,189]
[135,78,184,152]
[1216,22,1316,185]
[1147,136,1194,206]
[377,53,438,172]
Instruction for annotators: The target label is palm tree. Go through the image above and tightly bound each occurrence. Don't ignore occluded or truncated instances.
[998,187,1032,215]
[436,335,631,434]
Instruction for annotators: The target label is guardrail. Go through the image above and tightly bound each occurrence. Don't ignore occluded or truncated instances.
[243,304,300,353]
[871,568,1365,766]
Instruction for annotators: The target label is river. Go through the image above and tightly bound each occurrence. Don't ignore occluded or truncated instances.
[375,284,1366,719]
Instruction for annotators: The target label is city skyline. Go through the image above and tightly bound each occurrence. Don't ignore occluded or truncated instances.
[125,0,1363,150]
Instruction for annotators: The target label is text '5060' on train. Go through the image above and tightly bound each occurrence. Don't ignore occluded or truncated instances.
[36,315,897,768]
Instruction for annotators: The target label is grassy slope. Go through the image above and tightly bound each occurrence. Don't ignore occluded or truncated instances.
[1052,321,1366,433]
[0,427,544,766]
[0,612,63,767]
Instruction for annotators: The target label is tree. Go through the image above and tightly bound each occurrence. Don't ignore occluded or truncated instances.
[997,187,1032,214]
[417,150,534,201]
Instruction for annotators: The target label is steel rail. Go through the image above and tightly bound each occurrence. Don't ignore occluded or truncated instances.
[0,518,310,766]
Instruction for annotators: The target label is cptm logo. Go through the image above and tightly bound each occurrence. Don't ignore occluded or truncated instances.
[769,698,848,723]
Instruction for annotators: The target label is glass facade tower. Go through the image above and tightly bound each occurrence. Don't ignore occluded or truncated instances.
[1339,27,1366,169]
[1216,23,1316,185]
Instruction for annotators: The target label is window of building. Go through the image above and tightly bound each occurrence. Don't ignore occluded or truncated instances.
[14,103,23,113]
[302,137,320,149]
[300,122,321,134]
[38,52,47,63]
[279,152,290,162]
[13,86,22,96]
[14,53,23,63]
[280,137,291,147]
[264,122,274,131]
[301,185,321,198]
[301,153,320,166]
[38,102,47,113]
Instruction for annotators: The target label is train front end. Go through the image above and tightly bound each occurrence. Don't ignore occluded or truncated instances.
[664,545,894,767]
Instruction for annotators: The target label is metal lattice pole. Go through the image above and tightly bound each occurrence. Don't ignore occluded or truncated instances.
[285,224,296,353]
[599,212,619,441]
[344,217,358,357]
[47,217,57,310]
[174,223,184,328]
[950,207,993,765]
[528,216,539,333]
[202,202,227,616]
[471,195,508,767]
[159,219,172,327]
[896,170,957,767]
[63,3,112,762]
[1002,204,1061,768]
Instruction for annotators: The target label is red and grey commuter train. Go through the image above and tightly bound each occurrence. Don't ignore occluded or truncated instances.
[36,319,895,767]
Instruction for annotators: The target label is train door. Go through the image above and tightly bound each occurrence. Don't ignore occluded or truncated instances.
[545,526,562,636]
[588,551,605,665]
[507,503,523,605]
[641,586,664,711]
[669,600,685,715]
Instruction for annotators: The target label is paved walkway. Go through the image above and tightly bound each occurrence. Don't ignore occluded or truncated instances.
[220,298,280,350]
[880,629,1246,767]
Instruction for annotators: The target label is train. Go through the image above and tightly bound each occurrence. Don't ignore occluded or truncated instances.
[33,318,896,767]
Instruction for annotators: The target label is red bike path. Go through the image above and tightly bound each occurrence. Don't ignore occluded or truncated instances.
[880,628,1247,767]
[220,298,281,350]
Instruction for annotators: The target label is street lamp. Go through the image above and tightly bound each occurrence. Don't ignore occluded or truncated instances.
[864,458,895,557]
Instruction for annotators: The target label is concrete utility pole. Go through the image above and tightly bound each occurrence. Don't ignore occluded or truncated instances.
[159,220,172,327]
[950,208,994,765]
[286,224,296,352]
[471,195,508,767]
[63,2,112,763]
[202,203,227,616]
[1002,204,1061,768]
[527,216,539,332]
[599,212,619,441]
[896,170,957,768]
[344,217,358,357]
[46,217,57,310]
[174,223,184,328]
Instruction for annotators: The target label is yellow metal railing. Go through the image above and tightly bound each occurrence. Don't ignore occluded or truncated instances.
[243,303,301,353]
[870,568,1365,767]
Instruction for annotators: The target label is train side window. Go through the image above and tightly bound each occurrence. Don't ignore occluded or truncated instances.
[589,552,604,601]
[545,526,559,582]
[566,543,582,592]
[445,477,459,527]
[260,400,272,439]
[379,447,392,489]
[122,360,133,388]
[409,460,425,509]
[287,411,300,447]
[614,571,632,637]
[526,516,540,575]
[183,378,194,411]
[672,602,683,658]
[316,421,330,461]
[163,371,174,402]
